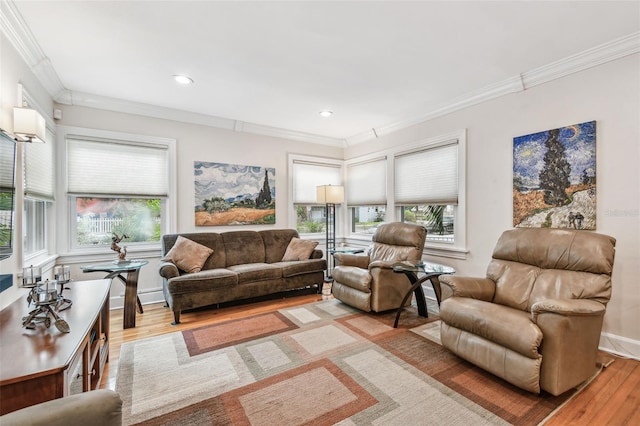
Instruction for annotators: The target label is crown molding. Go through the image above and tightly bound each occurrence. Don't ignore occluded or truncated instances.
[3,0,638,149]
[346,31,640,146]
[0,0,69,102]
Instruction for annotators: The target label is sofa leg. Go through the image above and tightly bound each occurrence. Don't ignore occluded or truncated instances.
[171,311,181,325]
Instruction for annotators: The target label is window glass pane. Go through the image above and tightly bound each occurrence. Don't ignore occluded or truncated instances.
[75,197,162,246]
[295,205,326,234]
[351,206,386,234]
[402,205,455,243]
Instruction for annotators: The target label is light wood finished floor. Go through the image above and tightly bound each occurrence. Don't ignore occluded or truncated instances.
[101,291,640,425]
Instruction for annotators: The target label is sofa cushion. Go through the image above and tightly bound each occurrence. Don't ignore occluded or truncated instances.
[167,268,238,293]
[282,237,319,261]
[260,229,299,263]
[222,231,266,266]
[440,297,543,359]
[227,263,282,284]
[277,259,326,277]
[162,236,214,273]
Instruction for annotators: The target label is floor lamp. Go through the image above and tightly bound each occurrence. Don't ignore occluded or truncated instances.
[316,185,344,279]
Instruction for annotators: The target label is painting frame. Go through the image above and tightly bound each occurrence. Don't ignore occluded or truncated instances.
[513,120,596,230]
[194,161,275,226]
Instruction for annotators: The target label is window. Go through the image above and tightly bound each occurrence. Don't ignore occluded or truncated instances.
[346,157,387,234]
[395,140,460,245]
[23,127,54,258]
[290,157,342,234]
[66,134,171,250]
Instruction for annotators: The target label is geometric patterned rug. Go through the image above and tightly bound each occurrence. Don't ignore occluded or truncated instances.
[116,299,601,425]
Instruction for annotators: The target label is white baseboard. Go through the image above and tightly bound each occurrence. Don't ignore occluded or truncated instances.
[599,332,640,361]
[109,288,165,309]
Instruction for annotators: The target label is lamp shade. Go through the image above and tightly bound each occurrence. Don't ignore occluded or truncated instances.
[13,107,46,143]
[316,185,344,204]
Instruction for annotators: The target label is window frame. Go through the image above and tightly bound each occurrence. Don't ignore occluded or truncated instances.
[345,130,467,259]
[288,154,344,238]
[57,126,177,258]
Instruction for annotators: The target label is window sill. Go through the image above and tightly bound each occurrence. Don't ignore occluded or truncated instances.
[57,246,161,265]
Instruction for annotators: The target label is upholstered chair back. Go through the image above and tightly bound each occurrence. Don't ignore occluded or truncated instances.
[487,228,616,312]
[368,222,427,262]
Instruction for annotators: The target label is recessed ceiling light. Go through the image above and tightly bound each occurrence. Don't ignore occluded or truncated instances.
[319,110,333,117]
[173,75,193,85]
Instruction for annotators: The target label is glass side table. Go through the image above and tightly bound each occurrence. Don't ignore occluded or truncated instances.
[81,260,148,329]
[392,260,455,328]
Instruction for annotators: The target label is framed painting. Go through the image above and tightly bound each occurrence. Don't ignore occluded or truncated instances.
[195,162,275,226]
[513,121,596,229]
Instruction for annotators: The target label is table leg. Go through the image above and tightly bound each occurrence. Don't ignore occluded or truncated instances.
[108,270,142,329]
[394,272,442,328]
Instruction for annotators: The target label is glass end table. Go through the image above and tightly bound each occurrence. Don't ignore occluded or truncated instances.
[392,260,455,328]
[81,259,148,329]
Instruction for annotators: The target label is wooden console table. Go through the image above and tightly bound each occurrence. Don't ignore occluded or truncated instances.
[0,279,111,415]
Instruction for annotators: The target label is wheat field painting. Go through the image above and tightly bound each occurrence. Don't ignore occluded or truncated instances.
[194,161,275,226]
[513,121,596,229]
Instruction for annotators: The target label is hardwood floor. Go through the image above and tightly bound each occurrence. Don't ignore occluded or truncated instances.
[101,290,640,425]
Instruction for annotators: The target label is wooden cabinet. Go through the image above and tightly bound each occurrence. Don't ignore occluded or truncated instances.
[0,279,111,415]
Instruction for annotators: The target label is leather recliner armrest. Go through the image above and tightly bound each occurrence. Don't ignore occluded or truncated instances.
[531,298,605,322]
[439,275,495,301]
[334,253,370,268]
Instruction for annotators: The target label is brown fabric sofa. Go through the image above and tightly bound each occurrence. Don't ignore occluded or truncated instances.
[439,228,616,395]
[159,229,326,324]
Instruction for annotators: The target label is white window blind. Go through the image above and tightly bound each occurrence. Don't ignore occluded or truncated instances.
[293,161,341,204]
[0,137,15,190]
[24,127,54,200]
[347,157,386,205]
[394,140,458,205]
[67,137,169,197]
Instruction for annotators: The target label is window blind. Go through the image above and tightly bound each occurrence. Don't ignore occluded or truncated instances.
[0,137,15,190]
[24,128,55,200]
[67,137,168,197]
[394,140,458,205]
[346,157,386,205]
[293,161,341,204]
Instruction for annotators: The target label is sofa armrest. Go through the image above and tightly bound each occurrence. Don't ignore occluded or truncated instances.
[0,389,122,426]
[531,298,605,322]
[439,275,495,301]
[310,249,324,259]
[158,260,180,279]
[334,253,370,268]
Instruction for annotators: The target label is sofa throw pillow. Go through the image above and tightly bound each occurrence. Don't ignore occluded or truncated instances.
[282,237,319,261]
[162,236,214,273]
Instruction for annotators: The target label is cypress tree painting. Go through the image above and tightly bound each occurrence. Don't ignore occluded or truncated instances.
[194,162,275,226]
[513,121,596,229]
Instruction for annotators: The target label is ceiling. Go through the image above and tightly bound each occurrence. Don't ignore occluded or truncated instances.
[8,1,640,145]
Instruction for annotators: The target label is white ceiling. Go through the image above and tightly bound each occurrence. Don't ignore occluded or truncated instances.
[8,1,640,144]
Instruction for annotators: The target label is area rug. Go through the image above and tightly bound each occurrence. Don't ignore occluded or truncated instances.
[116,300,604,425]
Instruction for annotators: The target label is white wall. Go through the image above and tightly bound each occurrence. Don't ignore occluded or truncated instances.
[0,32,54,307]
[346,54,640,358]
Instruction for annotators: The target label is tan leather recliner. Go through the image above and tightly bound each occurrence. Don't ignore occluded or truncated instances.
[439,228,616,396]
[331,222,427,313]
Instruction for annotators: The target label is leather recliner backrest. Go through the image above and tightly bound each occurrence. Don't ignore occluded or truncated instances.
[487,228,616,311]
[368,222,427,263]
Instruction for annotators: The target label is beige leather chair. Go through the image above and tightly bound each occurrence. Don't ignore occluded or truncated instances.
[439,228,616,396]
[0,390,122,426]
[331,222,427,313]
